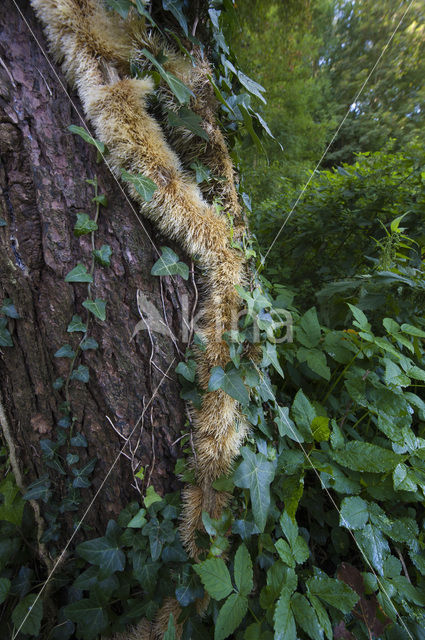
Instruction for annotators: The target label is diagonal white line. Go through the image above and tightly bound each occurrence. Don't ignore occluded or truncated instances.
[250,359,415,640]
[12,358,176,639]
[259,0,416,271]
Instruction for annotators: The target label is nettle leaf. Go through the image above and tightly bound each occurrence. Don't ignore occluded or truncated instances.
[274,586,296,640]
[64,597,108,640]
[67,314,87,333]
[68,124,105,154]
[297,347,331,380]
[93,244,112,267]
[151,246,189,279]
[65,263,93,283]
[330,442,401,472]
[306,575,359,613]
[0,318,13,347]
[77,535,125,576]
[190,160,211,183]
[297,307,322,348]
[291,592,323,640]
[74,213,98,237]
[121,169,157,202]
[1,298,19,318]
[340,496,369,530]
[354,524,390,575]
[82,298,107,321]
[141,48,193,104]
[167,107,209,141]
[70,365,90,383]
[233,447,275,531]
[234,544,253,596]
[214,593,247,640]
[11,594,43,636]
[54,344,75,359]
[193,557,232,600]
[208,365,249,405]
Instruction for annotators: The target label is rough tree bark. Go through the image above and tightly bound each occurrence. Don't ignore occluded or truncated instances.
[0,0,194,540]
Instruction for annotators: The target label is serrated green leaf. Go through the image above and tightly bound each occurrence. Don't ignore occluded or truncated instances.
[291,592,323,640]
[92,244,112,267]
[208,365,249,405]
[151,246,189,279]
[306,575,359,613]
[311,416,330,441]
[233,447,275,531]
[193,557,232,600]
[121,169,157,202]
[214,593,247,640]
[190,160,211,183]
[274,586,296,640]
[354,523,390,575]
[275,539,295,568]
[234,544,253,596]
[297,307,322,348]
[330,442,400,472]
[291,389,314,442]
[65,263,93,283]
[340,496,369,529]
[82,298,106,321]
[74,213,98,237]
[12,594,43,636]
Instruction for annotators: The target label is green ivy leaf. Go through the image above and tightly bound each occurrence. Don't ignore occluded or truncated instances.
[144,485,162,509]
[190,160,211,183]
[80,337,99,351]
[0,578,10,604]
[1,298,19,318]
[234,544,253,596]
[233,447,275,531]
[64,597,108,640]
[65,264,93,283]
[23,475,51,503]
[121,169,157,202]
[193,557,233,600]
[67,314,87,333]
[74,213,98,237]
[208,365,249,405]
[176,360,197,382]
[274,586,296,640]
[77,535,125,576]
[70,433,88,447]
[70,365,90,383]
[0,318,13,347]
[11,594,43,636]
[340,496,369,529]
[167,107,209,141]
[93,244,112,267]
[0,218,7,226]
[306,575,359,613]
[82,298,106,321]
[127,508,147,529]
[68,125,105,154]
[214,593,247,640]
[151,246,189,279]
[330,442,401,472]
[54,344,75,359]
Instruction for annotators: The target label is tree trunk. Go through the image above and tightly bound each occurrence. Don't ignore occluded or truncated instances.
[0,0,193,540]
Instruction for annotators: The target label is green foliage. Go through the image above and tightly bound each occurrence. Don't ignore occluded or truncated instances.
[151,246,189,280]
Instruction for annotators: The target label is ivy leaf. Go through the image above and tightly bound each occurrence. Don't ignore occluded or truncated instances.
[330,442,400,472]
[167,107,209,141]
[190,160,211,183]
[0,318,13,347]
[0,218,7,226]
[11,594,43,636]
[67,314,87,333]
[208,365,249,405]
[274,586,296,640]
[74,213,98,237]
[0,578,10,604]
[68,125,105,154]
[176,360,196,382]
[151,246,189,279]
[64,597,108,640]
[142,517,175,560]
[121,169,157,202]
[80,337,99,351]
[214,593,247,640]
[72,458,97,489]
[82,298,106,321]
[77,535,125,576]
[65,264,93,283]
[127,508,147,529]
[70,433,88,447]
[141,48,193,104]
[340,496,369,530]
[70,365,90,383]
[144,485,162,509]
[93,244,112,267]
[234,544,253,596]
[54,344,75,359]
[193,557,233,600]
[1,298,19,319]
[233,447,275,531]
[23,475,51,503]
[306,575,359,613]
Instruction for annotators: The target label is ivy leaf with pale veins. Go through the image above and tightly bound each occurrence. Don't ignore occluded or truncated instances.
[121,169,157,202]
[208,365,250,405]
[65,263,93,283]
[74,212,98,237]
[11,594,43,637]
[64,597,108,640]
[82,298,107,321]
[233,447,275,531]
[93,244,112,267]
[151,246,189,279]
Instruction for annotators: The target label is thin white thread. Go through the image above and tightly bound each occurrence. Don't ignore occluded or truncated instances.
[259,0,416,270]
[12,358,176,639]
[251,359,415,640]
